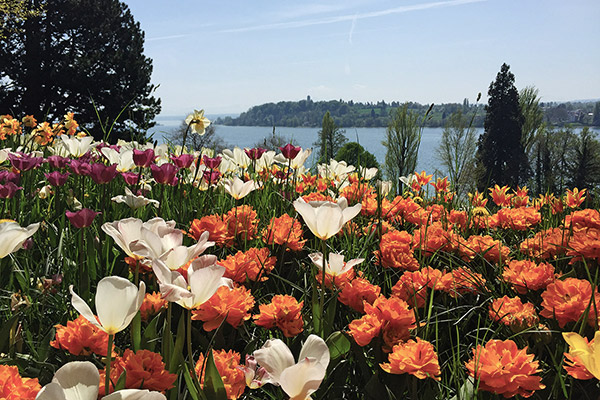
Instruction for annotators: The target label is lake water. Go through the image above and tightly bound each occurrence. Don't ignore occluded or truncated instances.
[150,119,463,174]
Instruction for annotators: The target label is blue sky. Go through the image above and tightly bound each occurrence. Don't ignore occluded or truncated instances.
[122,0,600,116]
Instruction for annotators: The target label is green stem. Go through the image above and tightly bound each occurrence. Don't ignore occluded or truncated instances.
[187,308,193,363]
[105,333,114,395]
[320,239,328,338]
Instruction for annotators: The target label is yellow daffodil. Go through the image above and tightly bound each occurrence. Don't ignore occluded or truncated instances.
[185,109,211,135]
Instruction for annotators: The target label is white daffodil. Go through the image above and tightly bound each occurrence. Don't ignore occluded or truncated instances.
[0,220,40,258]
[59,135,95,158]
[308,252,364,276]
[185,109,211,135]
[152,258,232,309]
[293,197,361,240]
[35,361,166,400]
[222,176,259,200]
[254,335,330,400]
[70,276,145,335]
[111,188,159,209]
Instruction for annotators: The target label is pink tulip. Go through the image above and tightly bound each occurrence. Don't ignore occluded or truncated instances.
[202,155,222,170]
[133,149,155,167]
[66,208,101,228]
[280,144,301,160]
[89,163,118,184]
[45,171,71,186]
[0,182,22,198]
[151,163,178,185]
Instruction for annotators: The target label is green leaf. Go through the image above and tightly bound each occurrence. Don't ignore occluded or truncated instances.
[114,370,127,392]
[169,312,185,373]
[131,311,141,352]
[0,314,19,353]
[141,312,161,352]
[182,362,201,400]
[202,350,228,400]
[326,331,351,361]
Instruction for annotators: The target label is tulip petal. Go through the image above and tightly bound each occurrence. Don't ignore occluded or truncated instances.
[254,339,295,384]
[293,200,319,237]
[315,203,343,240]
[188,264,227,308]
[35,382,67,400]
[342,203,362,224]
[279,358,326,400]
[70,285,103,332]
[95,276,144,335]
[298,334,330,370]
[53,361,99,400]
[102,389,166,400]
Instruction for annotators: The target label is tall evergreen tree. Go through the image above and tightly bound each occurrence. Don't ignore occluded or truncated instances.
[0,0,160,142]
[314,111,347,163]
[593,102,600,126]
[476,63,529,189]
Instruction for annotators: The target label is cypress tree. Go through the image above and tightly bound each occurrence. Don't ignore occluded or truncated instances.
[476,63,529,189]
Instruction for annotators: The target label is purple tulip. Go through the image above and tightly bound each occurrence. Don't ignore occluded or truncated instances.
[0,182,22,198]
[9,154,44,171]
[66,208,100,228]
[279,144,301,160]
[121,172,139,185]
[151,163,178,185]
[89,163,118,184]
[133,149,155,168]
[203,169,221,185]
[245,147,267,160]
[0,170,20,185]
[47,155,70,169]
[171,154,195,169]
[70,159,92,176]
[202,155,222,170]
[45,171,71,187]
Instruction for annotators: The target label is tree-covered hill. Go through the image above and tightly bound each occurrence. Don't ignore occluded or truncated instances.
[214,96,599,128]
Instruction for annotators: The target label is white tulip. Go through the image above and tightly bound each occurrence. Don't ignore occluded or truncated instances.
[36,361,166,400]
[293,197,361,240]
[152,258,232,309]
[308,252,364,276]
[0,221,39,258]
[222,176,259,200]
[70,276,145,335]
[59,135,94,158]
[254,335,330,400]
[111,188,160,209]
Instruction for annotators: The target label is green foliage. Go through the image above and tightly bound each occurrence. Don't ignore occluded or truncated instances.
[315,111,347,164]
[593,102,600,126]
[335,142,379,171]
[519,86,545,155]
[436,109,478,197]
[476,63,529,189]
[0,0,161,142]
[383,104,421,194]
[165,121,229,153]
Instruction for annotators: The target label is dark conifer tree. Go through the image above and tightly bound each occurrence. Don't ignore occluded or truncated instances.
[476,63,529,189]
[0,0,160,142]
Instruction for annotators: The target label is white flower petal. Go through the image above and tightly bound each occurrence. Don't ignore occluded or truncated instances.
[95,277,145,335]
[102,389,166,400]
[253,339,295,384]
[279,358,326,400]
[69,285,103,332]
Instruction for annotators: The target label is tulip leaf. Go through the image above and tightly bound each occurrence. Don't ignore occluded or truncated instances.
[131,310,141,352]
[0,313,19,353]
[114,370,127,392]
[170,312,186,373]
[142,312,161,352]
[202,350,228,400]
[182,362,202,400]
[326,331,351,361]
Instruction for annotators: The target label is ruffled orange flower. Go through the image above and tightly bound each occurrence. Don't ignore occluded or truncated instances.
[489,207,541,230]
[392,270,431,308]
[448,210,468,231]
[488,296,539,330]
[375,230,419,271]
[261,213,306,251]
[0,365,40,400]
[502,260,555,294]
[457,234,510,264]
[192,285,255,331]
[338,274,381,313]
[439,267,486,298]
[364,296,416,351]
[348,314,382,346]
[51,314,115,356]
[568,227,600,264]
[99,349,176,395]
[412,221,455,256]
[360,193,378,216]
[564,209,600,230]
[380,338,441,380]
[301,191,334,203]
[465,339,545,398]
[563,335,596,380]
[395,197,423,225]
[253,294,304,337]
[539,278,600,328]
[219,247,276,283]
[189,215,228,247]
[140,291,168,322]
[195,350,246,400]
[519,227,569,259]
[225,205,259,245]
[339,181,374,205]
